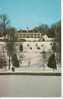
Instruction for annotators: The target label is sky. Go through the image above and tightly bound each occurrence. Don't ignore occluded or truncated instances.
[0,0,61,30]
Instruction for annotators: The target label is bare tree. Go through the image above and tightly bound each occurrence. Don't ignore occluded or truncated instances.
[6,27,17,70]
[0,14,10,39]
[6,27,17,41]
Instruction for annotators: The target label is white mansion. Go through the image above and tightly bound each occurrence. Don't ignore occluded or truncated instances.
[16,31,54,41]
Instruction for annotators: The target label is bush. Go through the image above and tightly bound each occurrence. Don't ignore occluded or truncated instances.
[19,44,23,52]
[29,47,32,50]
[11,67,15,72]
[12,54,19,67]
[52,42,56,52]
[0,56,7,68]
[47,53,57,70]
[27,44,29,47]
[37,46,40,50]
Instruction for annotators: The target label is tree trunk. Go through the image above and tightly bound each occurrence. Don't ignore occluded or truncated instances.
[8,56,11,70]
